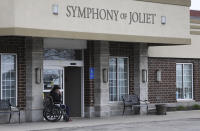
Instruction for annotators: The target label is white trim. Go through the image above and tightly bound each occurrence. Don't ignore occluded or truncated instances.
[81,67,84,117]
[177,99,195,102]
[62,69,65,104]
[0,54,3,102]
[44,66,63,70]
[44,60,83,67]
[192,64,194,100]
[81,50,85,117]
[43,89,64,92]
[15,54,18,106]
[176,63,193,100]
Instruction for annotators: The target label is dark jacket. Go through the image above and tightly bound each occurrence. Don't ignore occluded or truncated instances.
[50,91,61,104]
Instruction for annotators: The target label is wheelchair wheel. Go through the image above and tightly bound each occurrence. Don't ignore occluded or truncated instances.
[43,105,62,122]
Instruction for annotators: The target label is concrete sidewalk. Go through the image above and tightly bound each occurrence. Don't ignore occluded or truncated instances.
[1,110,200,131]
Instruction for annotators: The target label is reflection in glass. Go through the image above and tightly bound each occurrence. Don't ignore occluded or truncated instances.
[109,58,117,101]
[44,49,82,60]
[118,58,128,101]
[43,69,63,90]
[109,58,128,101]
[176,64,193,100]
[43,68,64,104]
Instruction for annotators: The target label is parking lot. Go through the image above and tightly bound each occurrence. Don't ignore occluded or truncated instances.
[37,117,200,131]
[1,110,200,131]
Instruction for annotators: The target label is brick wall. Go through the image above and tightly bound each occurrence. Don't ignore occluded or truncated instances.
[192,60,200,101]
[84,41,94,107]
[0,36,26,109]
[148,57,200,103]
[84,42,136,106]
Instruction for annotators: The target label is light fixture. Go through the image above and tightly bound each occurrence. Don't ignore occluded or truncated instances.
[102,68,108,83]
[52,4,59,15]
[161,16,166,25]
[156,70,162,82]
[142,69,147,83]
[35,68,41,84]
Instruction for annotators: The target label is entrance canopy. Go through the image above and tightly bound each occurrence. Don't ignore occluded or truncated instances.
[0,0,191,45]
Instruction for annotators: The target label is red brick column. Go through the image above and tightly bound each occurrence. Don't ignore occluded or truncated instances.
[0,36,26,109]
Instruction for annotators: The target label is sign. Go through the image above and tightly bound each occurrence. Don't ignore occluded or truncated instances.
[66,5,156,25]
[89,67,94,79]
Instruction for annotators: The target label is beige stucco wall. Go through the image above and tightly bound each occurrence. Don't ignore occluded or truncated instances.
[0,0,190,44]
[149,20,200,58]
[148,34,200,58]
[0,1,14,27]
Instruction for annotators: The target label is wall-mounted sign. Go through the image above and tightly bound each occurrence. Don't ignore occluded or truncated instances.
[66,5,156,25]
[89,67,94,80]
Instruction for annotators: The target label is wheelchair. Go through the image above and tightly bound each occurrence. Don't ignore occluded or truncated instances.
[43,96,70,122]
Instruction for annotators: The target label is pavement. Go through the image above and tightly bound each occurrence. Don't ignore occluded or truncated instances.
[0,110,200,131]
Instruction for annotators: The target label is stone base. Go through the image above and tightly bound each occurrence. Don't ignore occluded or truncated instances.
[94,105,110,117]
[140,104,148,115]
[25,109,43,122]
[84,106,95,118]
[0,110,26,124]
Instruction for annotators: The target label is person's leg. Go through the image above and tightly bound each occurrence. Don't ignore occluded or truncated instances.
[60,104,71,121]
[65,105,70,117]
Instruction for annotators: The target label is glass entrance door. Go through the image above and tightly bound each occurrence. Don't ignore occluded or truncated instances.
[43,68,64,103]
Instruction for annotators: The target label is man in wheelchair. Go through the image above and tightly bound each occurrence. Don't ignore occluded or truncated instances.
[43,85,71,122]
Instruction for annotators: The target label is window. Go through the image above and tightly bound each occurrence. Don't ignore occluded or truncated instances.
[44,49,82,60]
[176,63,193,100]
[0,54,17,106]
[109,57,128,101]
[43,68,64,103]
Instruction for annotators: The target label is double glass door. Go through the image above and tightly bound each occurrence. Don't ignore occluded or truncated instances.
[43,67,64,103]
[109,57,129,101]
[176,63,193,100]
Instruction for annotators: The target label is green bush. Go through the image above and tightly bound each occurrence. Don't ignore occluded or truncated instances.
[192,104,200,110]
[176,105,186,111]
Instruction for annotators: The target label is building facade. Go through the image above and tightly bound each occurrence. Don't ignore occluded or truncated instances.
[148,10,200,107]
[0,0,195,123]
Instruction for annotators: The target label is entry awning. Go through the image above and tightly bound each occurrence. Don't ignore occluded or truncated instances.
[0,0,191,45]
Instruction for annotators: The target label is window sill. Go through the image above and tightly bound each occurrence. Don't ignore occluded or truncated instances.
[177,99,195,103]
[109,101,123,105]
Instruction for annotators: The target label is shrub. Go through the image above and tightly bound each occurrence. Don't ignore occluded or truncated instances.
[192,104,200,110]
[176,105,186,111]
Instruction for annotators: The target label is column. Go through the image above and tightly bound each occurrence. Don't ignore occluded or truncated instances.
[134,44,149,115]
[25,37,44,122]
[93,41,110,117]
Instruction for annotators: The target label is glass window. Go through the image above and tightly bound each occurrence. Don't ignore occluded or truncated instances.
[43,68,64,103]
[176,63,193,100]
[43,69,63,90]
[1,54,17,106]
[109,57,128,101]
[44,49,82,60]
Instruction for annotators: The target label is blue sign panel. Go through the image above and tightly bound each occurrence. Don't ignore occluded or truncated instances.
[89,67,94,79]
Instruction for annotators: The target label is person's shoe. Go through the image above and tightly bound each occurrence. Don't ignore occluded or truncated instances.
[68,118,72,122]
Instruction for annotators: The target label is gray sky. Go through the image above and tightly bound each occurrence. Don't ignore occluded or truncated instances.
[191,0,200,10]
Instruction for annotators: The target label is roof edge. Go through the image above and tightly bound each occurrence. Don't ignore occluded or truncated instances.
[0,27,191,45]
[136,0,191,7]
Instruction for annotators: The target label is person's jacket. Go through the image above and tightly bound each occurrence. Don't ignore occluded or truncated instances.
[50,91,61,104]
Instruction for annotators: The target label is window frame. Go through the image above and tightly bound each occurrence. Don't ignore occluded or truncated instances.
[109,57,129,102]
[176,63,193,101]
[0,53,18,106]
